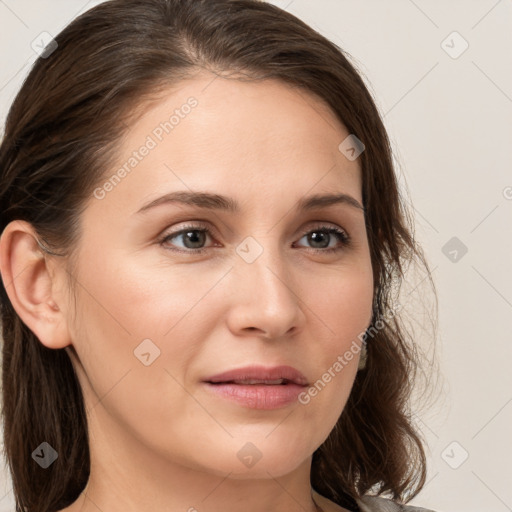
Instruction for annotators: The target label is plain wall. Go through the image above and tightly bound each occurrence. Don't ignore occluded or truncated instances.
[1,1,511,511]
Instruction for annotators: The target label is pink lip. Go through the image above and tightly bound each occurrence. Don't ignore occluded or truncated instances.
[204,365,309,386]
[202,365,309,410]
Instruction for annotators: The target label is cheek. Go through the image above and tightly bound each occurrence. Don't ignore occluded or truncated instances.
[73,246,222,340]
[66,253,222,455]
[313,264,374,345]
[298,265,373,421]
[67,247,228,400]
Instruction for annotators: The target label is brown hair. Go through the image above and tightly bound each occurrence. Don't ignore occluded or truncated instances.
[0,1,438,511]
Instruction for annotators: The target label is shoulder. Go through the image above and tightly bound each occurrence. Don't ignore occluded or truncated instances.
[312,489,437,512]
[355,495,438,512]
[312,489,354,512]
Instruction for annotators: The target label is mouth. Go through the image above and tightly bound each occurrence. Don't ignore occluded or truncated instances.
[204,365,309,387]
[202,365,309,410]
[207,378,300,385]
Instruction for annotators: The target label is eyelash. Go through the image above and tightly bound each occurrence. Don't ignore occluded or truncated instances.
[158,222,351,255]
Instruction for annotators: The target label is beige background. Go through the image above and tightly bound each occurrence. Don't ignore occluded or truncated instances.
[1,1,511,511]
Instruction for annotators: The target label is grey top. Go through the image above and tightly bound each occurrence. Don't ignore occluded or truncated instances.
[356,495,437,512]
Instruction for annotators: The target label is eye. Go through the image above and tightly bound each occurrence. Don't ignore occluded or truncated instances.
[159,222,215,254]
[294,224,350,253]
[158,222,351,254]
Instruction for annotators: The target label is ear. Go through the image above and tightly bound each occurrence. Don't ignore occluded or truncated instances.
[0,220,71,349]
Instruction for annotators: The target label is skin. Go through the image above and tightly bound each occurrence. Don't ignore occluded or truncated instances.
[0,72,374,512]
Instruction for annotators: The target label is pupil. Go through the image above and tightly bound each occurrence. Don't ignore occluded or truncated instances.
[181,230,331,250]
[309,231,329,248]
[184,230,205,248]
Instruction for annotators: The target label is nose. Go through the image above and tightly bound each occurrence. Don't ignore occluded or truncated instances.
[225,245,306,340]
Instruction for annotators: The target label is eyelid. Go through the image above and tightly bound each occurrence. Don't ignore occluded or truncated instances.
[158,220,351,254]
[157,221,217,254]
[298,221,347,236]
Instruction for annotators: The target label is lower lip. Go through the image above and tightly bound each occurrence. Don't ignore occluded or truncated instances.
[202,382,306,410]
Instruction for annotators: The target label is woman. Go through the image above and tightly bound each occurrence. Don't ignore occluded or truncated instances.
[0,1,438,511]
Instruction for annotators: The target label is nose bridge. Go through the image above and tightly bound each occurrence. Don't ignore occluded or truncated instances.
[229,235,303,337]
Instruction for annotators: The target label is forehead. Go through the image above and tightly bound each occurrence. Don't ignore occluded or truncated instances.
[94,73,362,211]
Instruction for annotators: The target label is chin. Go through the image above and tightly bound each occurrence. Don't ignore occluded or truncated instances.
[221,457,306,480]
[204,438,311,479]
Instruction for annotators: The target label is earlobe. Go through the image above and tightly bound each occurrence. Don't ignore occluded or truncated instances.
[0,220,71,349]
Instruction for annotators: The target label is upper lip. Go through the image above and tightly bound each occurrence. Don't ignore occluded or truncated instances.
[204,365,309,386]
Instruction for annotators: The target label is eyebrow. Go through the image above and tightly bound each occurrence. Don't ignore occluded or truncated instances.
[135,190,365,215]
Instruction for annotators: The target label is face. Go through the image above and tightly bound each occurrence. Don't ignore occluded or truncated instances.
[60,73,374,479]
